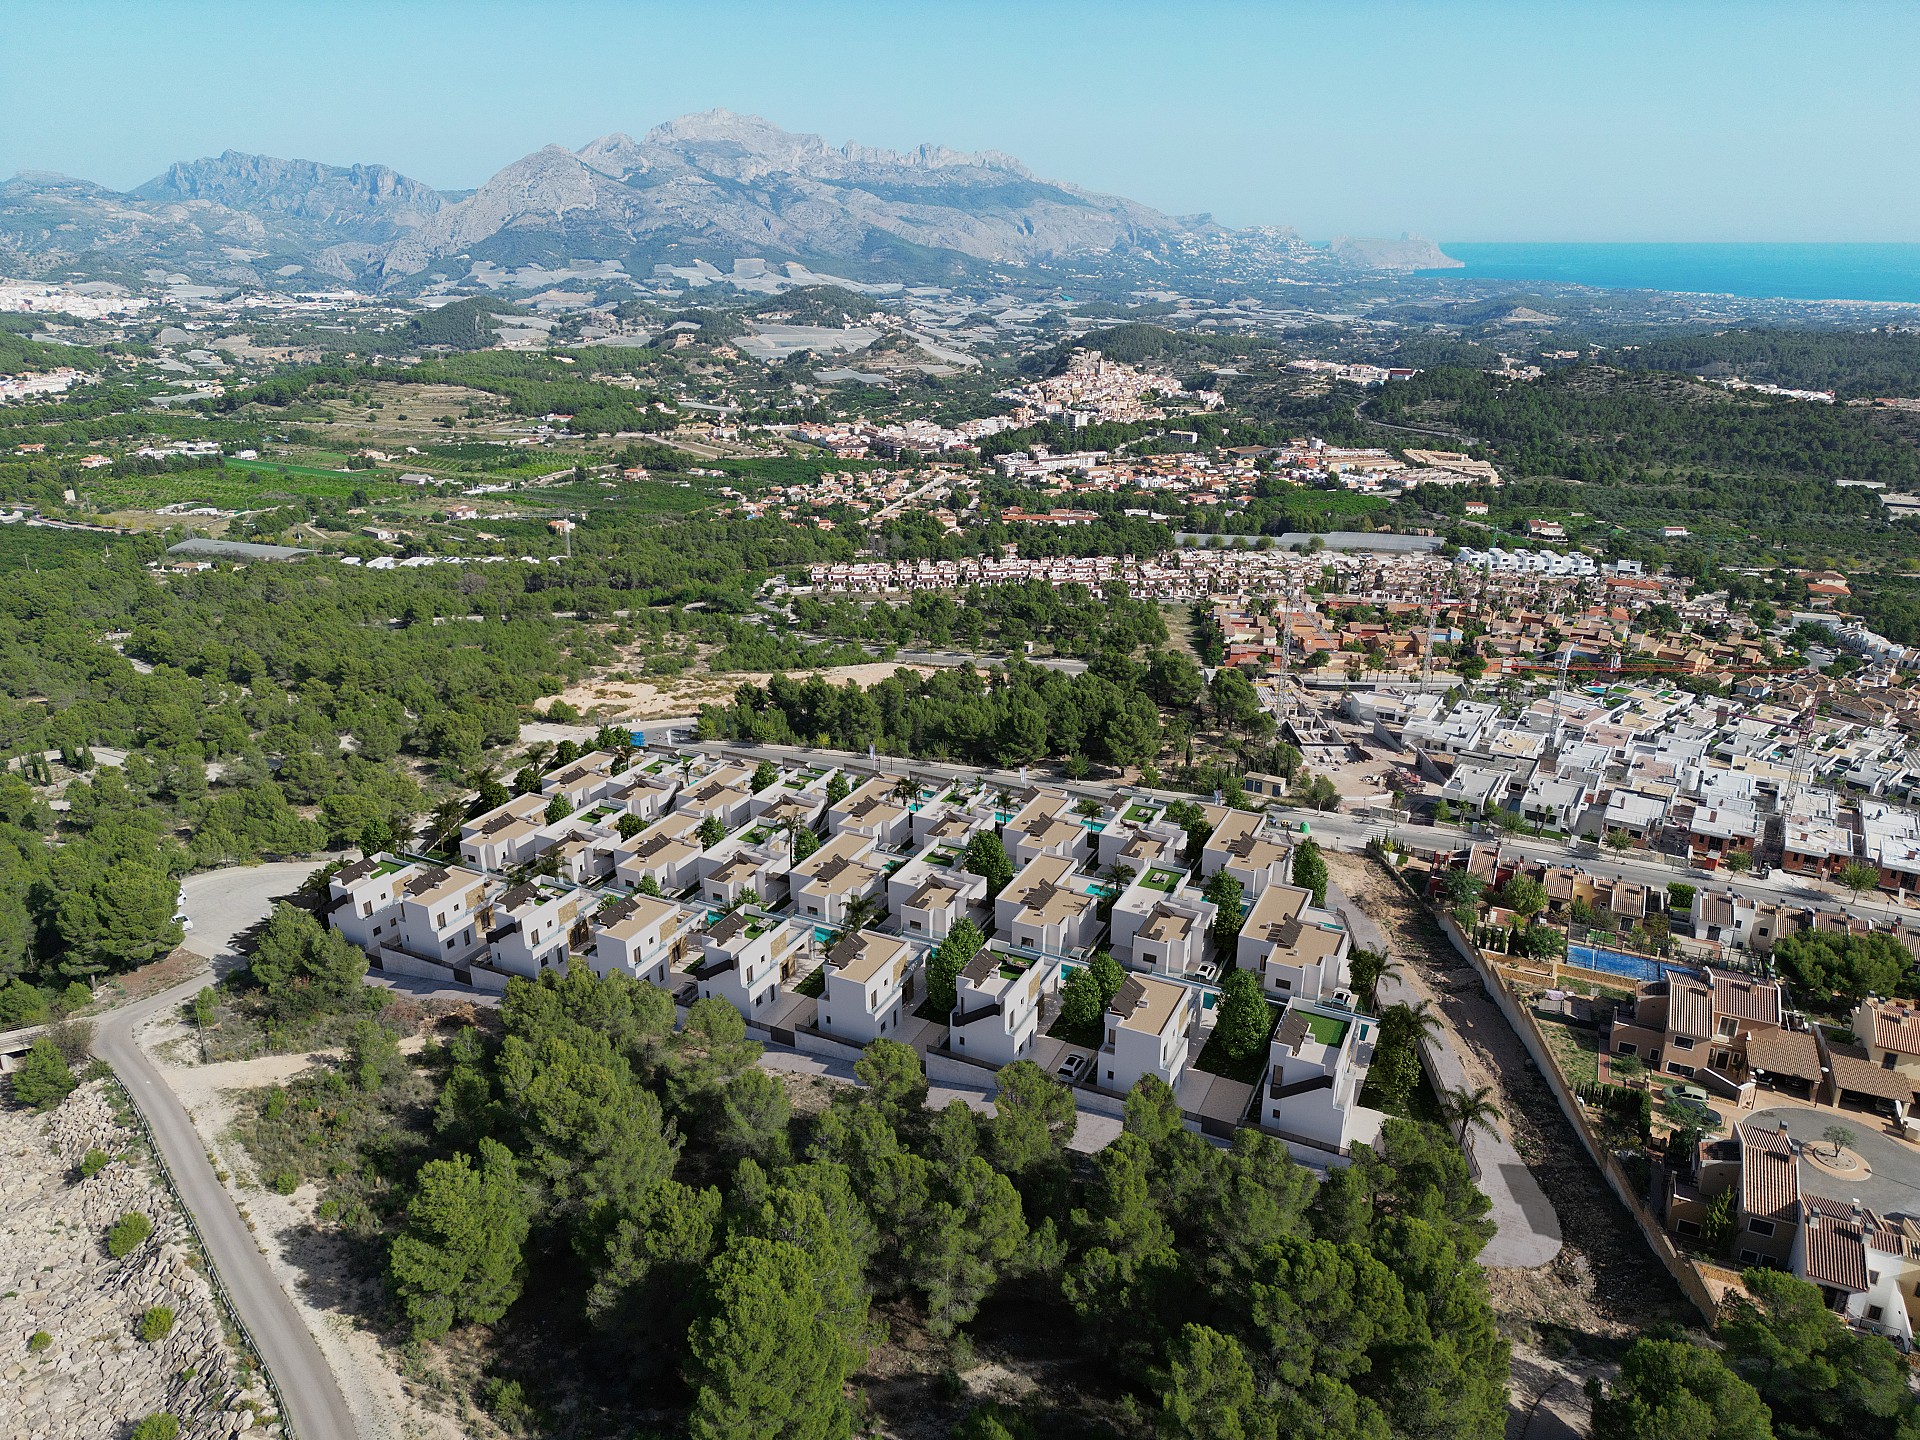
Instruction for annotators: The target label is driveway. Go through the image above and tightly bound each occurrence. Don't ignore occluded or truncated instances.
[1749,1106,1920,1218]
[97,861,357,1440]
[178,858,333,965]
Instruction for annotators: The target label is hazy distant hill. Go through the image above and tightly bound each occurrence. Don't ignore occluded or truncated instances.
[0,111,1425,292]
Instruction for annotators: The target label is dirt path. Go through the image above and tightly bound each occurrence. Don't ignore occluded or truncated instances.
[1328,852,1694,1349]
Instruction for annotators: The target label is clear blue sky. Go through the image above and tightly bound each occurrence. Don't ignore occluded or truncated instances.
[5,0,1916,242]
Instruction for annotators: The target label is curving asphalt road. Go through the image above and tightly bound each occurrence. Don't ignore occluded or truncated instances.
[95,861,355,1440]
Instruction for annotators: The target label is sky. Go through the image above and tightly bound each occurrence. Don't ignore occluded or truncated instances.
[4,0,1918,243]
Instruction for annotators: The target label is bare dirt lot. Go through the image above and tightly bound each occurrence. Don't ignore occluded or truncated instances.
[554,660,937,722]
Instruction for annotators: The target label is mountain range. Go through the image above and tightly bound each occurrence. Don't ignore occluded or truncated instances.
[0,111,1444,292]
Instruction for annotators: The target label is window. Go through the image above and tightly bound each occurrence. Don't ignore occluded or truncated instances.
[1746,1218,1776,1237]
[1668,1063,1695,1078]
[1676,1219,1702,1238]
[1740,1248,1761,1265]
[1616,1042,1638,1057]
[1869,1305,1885,1323]
[1672,1035,1695,1051]
[362,902,373,917]
[435,912,446,928]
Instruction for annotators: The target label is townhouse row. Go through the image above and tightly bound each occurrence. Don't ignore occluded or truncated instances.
[324,748,1387,1156]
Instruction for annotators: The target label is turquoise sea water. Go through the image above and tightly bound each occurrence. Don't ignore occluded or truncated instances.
[1420,243,1920,304]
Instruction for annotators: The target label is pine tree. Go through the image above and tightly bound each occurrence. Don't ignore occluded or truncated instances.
[9,1035,74,1111]
[389,1138,531,1339]
[1215,968,1272,1060]
[687,1235,856,1440]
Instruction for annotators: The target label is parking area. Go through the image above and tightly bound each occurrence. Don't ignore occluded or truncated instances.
[1749,1105,1920,1216]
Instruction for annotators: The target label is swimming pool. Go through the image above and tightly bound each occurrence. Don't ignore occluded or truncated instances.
[1566,944,1692,983]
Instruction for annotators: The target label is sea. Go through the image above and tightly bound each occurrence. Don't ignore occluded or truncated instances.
[1420,243,1920,305]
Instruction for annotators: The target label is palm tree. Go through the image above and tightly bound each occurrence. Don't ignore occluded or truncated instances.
[1386,999,1443,1053]
[840,894,881,935]
[1442,1085,1503,1161]
[891,774,919,807]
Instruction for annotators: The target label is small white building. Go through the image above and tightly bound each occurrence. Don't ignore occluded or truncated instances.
[818,929,918,1045]
[788,830,887,926]
[996,855,1101,956]
[950,947,1051,1066]
[1201,809,1292,896]
[589,892,697,987]
[1097,974,1195,1094]
[487,880,588,979]
[690,910,807,1019]
[1236,884,1352,1003]
[1258,999,1384,1156]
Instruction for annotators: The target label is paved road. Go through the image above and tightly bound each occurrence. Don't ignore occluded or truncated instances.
[97,861,355,1440]
[694,733,1897,927]
[1334,881,1561,1267]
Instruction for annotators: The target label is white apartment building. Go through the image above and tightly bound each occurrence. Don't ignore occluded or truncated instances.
[487,880,588,979]
[541,751,624,809]
[1097,974,1195,1094]
[818,928,918,1044]
[1259,999,1384,1156]
[1112,885,1217,978]
[327,855,423,953]
[950,947,1051,1065]
[1237,884,1352,1003]
[588,892,698,986]
[886,850,987,942]
[459,792,553,871]
[790,830,887,926]
[614,811,707,893]
[701,845,788,909]
[996,855,1101,956]
[1005,791,1095,868]
[384,864,493,969]
[1201,810,1292,896]
[826,776,913,848]
[690,910,807,1017]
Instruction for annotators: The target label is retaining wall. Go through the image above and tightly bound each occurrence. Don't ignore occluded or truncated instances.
[1431,906,1723,1322]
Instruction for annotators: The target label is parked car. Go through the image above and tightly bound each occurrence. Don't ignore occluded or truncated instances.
[1055,1052,1089,1084]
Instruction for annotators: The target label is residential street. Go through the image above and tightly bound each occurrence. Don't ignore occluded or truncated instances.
[94,861,356,1440]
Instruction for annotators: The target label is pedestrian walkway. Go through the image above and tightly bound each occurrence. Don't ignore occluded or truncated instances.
[1331,881,1563,1268]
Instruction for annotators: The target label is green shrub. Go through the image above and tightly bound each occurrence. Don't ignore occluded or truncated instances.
[138,1306,175,1342]
[271,1170,299,1195]
[130,1415,180,1440]
[0,979,49,1028]
[106,1211,154,1259]
[77,1149,111,1180]
[27,1329,50,1353]
[8,1036,74,1111]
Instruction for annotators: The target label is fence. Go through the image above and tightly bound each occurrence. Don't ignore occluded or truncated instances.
[104,1072,298,1437]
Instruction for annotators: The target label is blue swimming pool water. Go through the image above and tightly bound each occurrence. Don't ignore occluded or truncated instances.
[1567,944,1692,983]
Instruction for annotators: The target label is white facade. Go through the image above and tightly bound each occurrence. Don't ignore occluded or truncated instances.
[1258,999,1384,1155]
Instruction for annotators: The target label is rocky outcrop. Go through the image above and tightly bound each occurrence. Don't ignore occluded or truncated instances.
[1329,233,1463,270]
[0,1082,271,1439]
[133,151,444,236]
